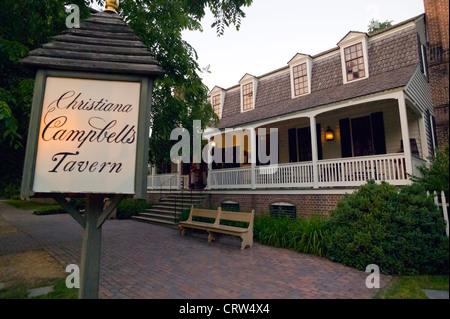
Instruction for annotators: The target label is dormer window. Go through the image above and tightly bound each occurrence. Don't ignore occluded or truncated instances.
[209,86,226,119]
[344,42,366,81]
[212,94,222,117]
[239,74,258,112]
[242,82,254,111]
[293,63,309,97]
[338,32,369,84]
[288,54,313,99]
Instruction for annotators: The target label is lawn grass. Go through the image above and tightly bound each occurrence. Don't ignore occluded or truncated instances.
[4,199,56,211]
[0,278,78,299]
[375,275,449,299]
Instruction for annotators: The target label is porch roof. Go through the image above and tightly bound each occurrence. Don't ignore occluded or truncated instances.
[217,64,417,129]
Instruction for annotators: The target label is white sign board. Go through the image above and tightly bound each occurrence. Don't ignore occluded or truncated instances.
[33,77,141,194]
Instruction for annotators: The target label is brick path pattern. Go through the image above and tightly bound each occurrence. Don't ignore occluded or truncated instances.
[0,202,389,299]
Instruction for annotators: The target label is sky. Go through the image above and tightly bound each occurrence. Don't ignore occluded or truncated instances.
[181,0,426,91]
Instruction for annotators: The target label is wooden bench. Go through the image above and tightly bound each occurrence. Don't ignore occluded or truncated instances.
[178,206,254,250]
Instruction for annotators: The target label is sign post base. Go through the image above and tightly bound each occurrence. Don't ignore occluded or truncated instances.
[79,194,104,299]
[54,194,125,299]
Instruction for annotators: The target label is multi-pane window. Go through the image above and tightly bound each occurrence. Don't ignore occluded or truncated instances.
[242,82,254,111]
[292,63,309,96]
[212,94,221,117]
[344,42,366,82]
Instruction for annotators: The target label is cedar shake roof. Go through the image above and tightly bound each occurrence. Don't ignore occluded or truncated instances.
[21,11,164,78]
[216,16,423,129]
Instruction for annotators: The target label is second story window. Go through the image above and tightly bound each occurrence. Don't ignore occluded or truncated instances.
[344,42,366,82]
[288,54,312,99]
[212,94,221,117]
[242,82,254,111]
[293,63,309,96]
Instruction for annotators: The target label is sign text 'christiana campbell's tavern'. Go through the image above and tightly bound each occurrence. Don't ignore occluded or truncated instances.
[33,77,141,194]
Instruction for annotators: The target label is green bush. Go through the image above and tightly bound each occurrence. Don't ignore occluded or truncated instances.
[33,205,66,215]
[179,208,191,222]
[254,214,328,257]
[326,180,448,275]
[116,199,151,220]
[411,147,449,198]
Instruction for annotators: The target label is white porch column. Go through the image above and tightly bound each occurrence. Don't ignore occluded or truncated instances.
[206,136,213,190]
[151,165,155,189]
[309,116,319,189]
[250,128,257,190]
[418,115,429,159]
[398,95,413,176]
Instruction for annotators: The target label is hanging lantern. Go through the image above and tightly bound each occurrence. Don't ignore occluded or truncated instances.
[326,127,335,141]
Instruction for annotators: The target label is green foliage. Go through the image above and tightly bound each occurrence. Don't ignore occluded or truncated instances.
[0,278,77,299]
[33,205,66,216]
[368,19,394,34]
[326,180,449,275]
[0,0,252,194]
[374,275,449,299]
[116,199,151,219]
[0,0,89,197]
[179,208,192,221]
[254,215,328,257]
[411,147,449,198]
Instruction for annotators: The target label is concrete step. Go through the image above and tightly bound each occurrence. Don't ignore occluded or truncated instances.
[157,201,196,208]
[131,215,178,228]
[145,207,183,215]
[135,192,204,227]
[164,194,206,200]
[141,210,181,220]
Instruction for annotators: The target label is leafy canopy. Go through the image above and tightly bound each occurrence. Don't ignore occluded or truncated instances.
[368,18,394,34]
[0,0,253,196]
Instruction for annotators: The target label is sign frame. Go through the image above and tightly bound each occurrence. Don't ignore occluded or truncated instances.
[21,69,153,200]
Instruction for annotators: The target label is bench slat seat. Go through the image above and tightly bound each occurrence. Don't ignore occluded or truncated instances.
[178,206,254,250]
[210,225,248,234]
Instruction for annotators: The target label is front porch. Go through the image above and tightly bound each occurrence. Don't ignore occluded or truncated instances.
[208,153,426,189]
[204,90,433,190]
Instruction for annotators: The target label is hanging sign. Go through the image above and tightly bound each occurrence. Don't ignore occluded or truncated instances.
[32,77,141,194]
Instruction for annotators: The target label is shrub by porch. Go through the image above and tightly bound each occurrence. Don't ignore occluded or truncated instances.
[251,180,449,275]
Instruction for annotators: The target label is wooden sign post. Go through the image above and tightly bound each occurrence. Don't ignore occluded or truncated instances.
[20,2,163,299]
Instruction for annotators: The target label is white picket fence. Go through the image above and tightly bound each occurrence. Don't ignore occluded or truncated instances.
[429,191,449,237]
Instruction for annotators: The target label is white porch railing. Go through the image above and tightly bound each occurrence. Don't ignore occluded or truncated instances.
[147,173,190,190]
[208,153,425,189]
[209,167,252,189]
[317,153,410,187]
[148,173,178,190]
[256,162,314,188]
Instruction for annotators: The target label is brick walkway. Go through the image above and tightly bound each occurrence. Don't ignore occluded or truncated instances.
[0,201,389,299]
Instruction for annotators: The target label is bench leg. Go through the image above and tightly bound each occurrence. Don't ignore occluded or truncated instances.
[240,232,253,250]
[178,226,193,236]
[208,231,219,243]
[178,225,186,236]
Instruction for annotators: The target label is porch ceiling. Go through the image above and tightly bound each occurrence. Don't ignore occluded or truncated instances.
[217,64,417,129]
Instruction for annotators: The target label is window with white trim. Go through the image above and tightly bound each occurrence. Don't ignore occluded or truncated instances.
[338,32,369,84]
[288,54,312,99]
[212,94,222,117]
[292,63,309,97]
[344,42,366,82]
[242,82,254,111]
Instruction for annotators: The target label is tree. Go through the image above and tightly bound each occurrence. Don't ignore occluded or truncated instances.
[411,147,449,198]
[0,0,91,197]
[368,19,393,35]
[0,0,253,196]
